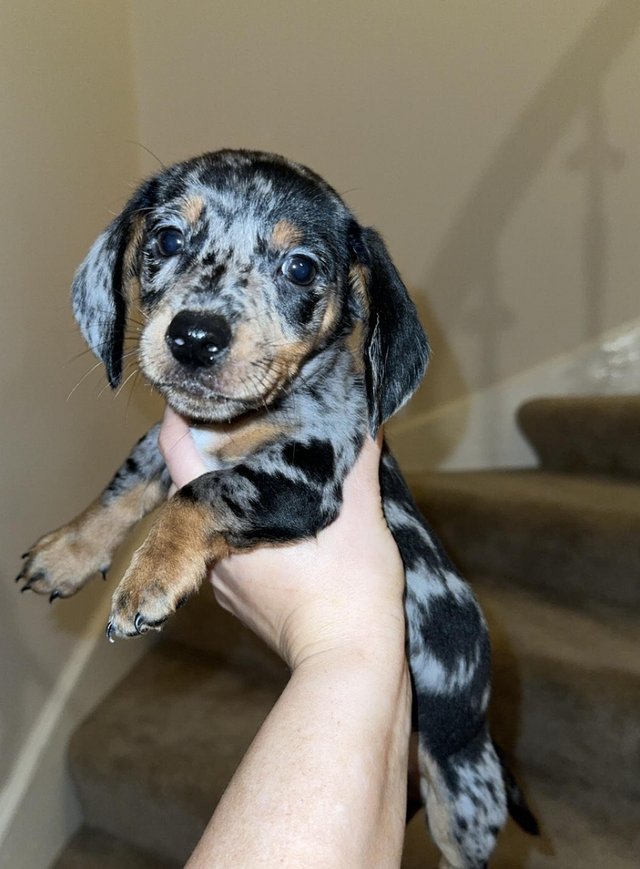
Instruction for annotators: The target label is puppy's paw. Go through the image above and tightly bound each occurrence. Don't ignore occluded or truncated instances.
[105,541,206,640]
[17,522,111,601]
[104,497,222,641]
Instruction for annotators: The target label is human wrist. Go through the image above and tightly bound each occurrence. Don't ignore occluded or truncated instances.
[290,635,411,723]
[281,594,407,673]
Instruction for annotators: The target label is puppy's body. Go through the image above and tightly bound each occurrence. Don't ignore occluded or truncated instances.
[19,150,527,867]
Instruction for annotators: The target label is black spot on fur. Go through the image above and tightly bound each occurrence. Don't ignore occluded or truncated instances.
[392,524,429,571]
[193,262,226,293]
[281,439,335,484]
[296,291,318,326]
[191,216,211,248]
[418,590,490,693]
[419,698,488,771]
[380,449,456,574]
[229,468,336,545]
[220,492,245,519]
[178,481,199,502]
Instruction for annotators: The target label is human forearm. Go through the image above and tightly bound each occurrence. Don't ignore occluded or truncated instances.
[186,647,411,869]
[161,410,410,867]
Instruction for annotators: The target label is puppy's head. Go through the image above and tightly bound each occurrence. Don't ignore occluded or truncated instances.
[73,149,428,431]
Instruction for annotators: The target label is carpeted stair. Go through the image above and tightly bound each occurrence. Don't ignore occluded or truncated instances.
[52,395,640,868]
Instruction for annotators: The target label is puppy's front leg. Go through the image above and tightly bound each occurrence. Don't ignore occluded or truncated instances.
[106,453,341,639]
[18,424,168,600]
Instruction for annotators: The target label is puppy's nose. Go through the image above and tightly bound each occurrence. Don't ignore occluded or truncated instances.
[165,311,232,368]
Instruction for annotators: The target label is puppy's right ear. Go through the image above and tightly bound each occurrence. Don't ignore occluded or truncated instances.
[71,179,156,387]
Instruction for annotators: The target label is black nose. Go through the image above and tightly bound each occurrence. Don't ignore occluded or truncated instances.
[165,311,232,369]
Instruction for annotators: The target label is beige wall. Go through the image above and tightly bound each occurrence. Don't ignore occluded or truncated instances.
[130,0,640,419]
[0,0,158,840]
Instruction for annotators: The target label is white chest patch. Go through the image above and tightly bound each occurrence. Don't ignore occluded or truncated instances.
[189,426,235,472]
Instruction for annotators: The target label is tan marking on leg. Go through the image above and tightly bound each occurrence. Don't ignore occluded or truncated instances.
[418,743,467,869]
[270,219,302,249]
[21,480,165,598]
[108,498,230,637]
[181,194,205,225]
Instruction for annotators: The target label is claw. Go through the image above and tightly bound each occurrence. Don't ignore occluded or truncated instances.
[20,552,29,559]
[106,620,115,644]
[15,571,25,584]
[134,613,146,635]
[21,582,33,593]
[49,591,61,604]
[100,569,108,581]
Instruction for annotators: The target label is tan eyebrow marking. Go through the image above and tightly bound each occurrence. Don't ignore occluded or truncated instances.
[270,219,302,249]
[181,195,204,225]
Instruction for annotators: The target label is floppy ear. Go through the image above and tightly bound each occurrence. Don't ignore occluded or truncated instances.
[350,225,430,435]
[71,180,155,387]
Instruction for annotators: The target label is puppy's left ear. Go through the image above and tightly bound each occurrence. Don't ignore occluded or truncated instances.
[71,179,156,387]
[349,224,430,435]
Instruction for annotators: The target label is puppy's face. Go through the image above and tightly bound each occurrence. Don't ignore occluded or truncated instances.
[73,149,429,431]
[124,153,352,420]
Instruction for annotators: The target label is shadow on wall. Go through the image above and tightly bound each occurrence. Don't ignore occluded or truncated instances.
[404,0,640,464]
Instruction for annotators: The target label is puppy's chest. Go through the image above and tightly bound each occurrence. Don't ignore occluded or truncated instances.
[189,418,295,471]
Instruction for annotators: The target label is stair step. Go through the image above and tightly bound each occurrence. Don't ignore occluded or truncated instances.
[476,582,640,799]
[402,773,640,868]
[410,470,640,611]
[65,581,639,864]
[517,395,640,478]
[68,642,287,864]
[52,826,179,869]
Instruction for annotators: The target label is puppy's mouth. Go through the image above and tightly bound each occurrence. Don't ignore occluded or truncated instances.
[148,363,290,422]
[138,312,304,421]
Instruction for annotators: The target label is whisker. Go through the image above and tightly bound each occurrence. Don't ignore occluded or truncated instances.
[113,363,140,399]
[124,371,143,423]
[66,358,106,401]
[127,141,166,170]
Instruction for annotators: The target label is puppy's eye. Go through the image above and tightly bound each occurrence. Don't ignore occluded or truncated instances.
[156,228,184,257]
[282,254,317,286]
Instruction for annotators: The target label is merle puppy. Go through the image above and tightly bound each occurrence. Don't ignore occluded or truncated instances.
[18,150,532,867]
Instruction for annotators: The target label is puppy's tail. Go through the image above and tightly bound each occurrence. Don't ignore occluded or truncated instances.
[493,741,540,836]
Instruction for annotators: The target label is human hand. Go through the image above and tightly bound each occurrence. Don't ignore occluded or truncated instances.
[158,407,405,671]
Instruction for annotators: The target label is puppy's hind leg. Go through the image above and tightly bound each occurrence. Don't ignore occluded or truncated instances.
[18,424,169,600]
[418,733,506,869]
[402,556,506,867]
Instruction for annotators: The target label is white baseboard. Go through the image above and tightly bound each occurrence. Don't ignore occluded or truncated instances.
[388,318,640,473]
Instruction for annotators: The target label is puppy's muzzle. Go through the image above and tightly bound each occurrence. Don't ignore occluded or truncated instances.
[165,311,232,370]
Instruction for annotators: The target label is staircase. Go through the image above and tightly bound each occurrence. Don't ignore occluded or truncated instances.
[53,396,640,868]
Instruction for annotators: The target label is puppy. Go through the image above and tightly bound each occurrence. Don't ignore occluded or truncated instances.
[18,150,534,867]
